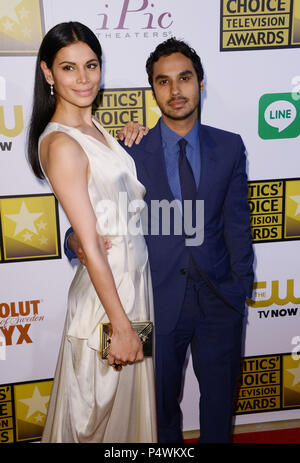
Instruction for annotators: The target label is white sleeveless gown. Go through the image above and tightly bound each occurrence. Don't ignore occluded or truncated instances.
[39,118,157,443]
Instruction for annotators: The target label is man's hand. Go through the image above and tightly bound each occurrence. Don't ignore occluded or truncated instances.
[117,122,149,147]
[68,232,86,264]
[68,233,111,265]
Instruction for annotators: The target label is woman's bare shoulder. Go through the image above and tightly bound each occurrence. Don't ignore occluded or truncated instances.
[41,130,82,153]
[40,130,87,177]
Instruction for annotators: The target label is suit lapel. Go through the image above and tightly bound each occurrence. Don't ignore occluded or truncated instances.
[197,124,218,200]
[140,123,176,203]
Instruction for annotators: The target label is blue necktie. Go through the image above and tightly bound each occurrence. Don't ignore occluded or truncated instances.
[178,140,200,279]
[178,138,196,202]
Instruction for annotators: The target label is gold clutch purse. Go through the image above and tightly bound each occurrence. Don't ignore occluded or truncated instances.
[99,321,153,359]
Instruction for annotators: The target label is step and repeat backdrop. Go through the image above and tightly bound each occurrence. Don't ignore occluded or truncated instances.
[0,0,300,443]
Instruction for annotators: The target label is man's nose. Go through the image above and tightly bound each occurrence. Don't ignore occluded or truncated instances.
[170,81,180,96]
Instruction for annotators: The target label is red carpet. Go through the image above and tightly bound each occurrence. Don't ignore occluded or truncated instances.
[233,427,300,443]
[184,427,300,443]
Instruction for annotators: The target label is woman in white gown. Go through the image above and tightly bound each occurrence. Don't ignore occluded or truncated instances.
[27,21,157,443]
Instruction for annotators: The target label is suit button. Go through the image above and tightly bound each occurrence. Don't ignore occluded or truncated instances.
[180,269,186,275]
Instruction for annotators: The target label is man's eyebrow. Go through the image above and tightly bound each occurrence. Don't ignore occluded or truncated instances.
[154,69,194,81]
[154,73,169,81]
[179,70,194,76]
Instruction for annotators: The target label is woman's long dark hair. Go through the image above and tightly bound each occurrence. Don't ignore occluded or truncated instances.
[27,22,102,179]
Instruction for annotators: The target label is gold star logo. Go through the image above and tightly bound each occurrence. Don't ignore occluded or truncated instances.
[5,201,43,236]
[18,386,50,420]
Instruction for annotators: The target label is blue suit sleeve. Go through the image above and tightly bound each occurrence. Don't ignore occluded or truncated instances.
[223,135,254,298]
[64,226,77,261]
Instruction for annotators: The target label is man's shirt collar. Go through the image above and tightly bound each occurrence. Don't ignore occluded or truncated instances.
[160,118,199,150]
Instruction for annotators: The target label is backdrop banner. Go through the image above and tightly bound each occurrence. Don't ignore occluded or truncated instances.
[0,0,300,443]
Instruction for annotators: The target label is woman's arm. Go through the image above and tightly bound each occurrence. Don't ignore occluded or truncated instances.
[40,132,143,367]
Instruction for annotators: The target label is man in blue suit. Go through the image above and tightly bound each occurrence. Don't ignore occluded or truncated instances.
[65,38,254,443]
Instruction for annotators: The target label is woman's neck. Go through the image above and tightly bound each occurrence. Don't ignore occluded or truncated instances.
[51,101,94,129]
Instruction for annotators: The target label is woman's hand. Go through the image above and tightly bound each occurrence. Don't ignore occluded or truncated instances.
[117,121,149,147]
[107,325,143,370]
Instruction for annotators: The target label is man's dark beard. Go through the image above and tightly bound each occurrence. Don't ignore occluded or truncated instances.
[160,105,198,121]
[159,95,200,121]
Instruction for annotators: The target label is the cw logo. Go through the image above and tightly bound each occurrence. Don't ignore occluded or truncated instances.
[0,76,23,137]
[0,76,5,100]
[247,279,300,308]
[0,105,24,137]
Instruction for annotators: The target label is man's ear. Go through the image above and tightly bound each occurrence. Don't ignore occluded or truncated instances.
[200,80,204,93]
[40,61,54,85]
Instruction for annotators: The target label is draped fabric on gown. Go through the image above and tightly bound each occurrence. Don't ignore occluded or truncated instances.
[38,118,157,443]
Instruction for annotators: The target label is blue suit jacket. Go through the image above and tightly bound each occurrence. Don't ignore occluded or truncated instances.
[122,120,254,335]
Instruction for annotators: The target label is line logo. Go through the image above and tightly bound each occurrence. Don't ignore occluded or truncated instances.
[259,92,300,139]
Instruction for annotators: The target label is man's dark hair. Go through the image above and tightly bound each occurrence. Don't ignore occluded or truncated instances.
[146,38,204,90]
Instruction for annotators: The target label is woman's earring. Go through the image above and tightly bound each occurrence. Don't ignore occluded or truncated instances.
[50,84,54,96]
